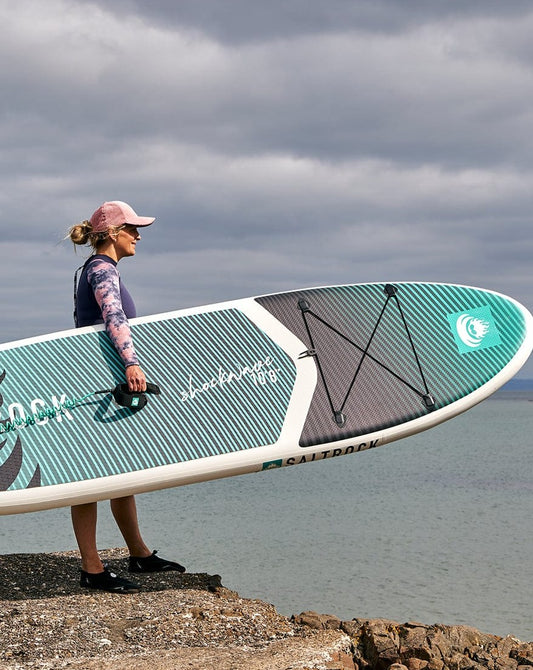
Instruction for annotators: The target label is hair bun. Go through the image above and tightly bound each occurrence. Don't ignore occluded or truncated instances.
[68,220,93,246]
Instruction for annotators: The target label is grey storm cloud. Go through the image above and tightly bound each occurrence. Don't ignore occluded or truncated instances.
[74,0,533,42]
[0,0,532,374]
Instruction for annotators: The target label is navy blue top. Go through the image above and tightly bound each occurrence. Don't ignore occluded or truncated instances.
[75,255,136,327]
[74,254,139,367]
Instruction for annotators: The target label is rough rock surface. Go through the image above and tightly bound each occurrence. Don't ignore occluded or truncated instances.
[292,613,533,670]
[0,549,531,670]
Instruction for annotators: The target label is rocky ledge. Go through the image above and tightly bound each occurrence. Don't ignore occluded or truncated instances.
[0,549,531,670]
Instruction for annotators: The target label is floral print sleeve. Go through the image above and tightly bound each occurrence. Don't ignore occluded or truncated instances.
[86,259,139,367]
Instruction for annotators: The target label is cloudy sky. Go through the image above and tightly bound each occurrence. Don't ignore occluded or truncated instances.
[1,0,532,377]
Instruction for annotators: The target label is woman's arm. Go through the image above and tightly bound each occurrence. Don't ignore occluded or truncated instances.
[87,259,139,368]
[87,259,147,392]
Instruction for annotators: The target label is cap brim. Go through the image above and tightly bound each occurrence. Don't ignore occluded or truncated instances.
[126,216,155,227]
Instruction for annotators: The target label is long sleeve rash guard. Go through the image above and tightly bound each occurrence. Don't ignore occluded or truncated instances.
[75,254,139,367]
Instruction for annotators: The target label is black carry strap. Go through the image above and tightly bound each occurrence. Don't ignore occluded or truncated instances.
[94,382,161,410]
[298,284,435,427]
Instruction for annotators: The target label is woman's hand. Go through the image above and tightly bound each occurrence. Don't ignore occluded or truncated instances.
[126,365,147,392]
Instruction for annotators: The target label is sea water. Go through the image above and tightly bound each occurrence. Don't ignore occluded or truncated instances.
[1,393,532,641]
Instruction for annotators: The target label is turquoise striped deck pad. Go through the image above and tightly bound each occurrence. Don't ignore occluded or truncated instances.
[0,309,296,490]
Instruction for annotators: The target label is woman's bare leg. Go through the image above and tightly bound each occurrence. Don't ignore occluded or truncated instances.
[71,502,104,573]
[110,495,151,558]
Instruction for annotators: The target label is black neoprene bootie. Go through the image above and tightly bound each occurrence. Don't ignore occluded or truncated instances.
[80,567,140,593]
[128,550,186,573]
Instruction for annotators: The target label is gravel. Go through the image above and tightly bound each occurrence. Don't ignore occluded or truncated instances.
[0,548,352,670]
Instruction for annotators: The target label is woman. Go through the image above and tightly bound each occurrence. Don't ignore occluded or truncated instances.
[68,200,185,593]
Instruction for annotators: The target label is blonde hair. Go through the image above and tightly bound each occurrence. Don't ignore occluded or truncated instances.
[67,220,124,252]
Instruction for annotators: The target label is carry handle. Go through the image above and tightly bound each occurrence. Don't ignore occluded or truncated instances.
[95,382,161,410]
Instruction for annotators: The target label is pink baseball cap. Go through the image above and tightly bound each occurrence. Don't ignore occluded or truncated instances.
[90,201,155,232]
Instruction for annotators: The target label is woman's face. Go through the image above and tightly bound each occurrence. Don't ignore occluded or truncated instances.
[114,224,141,259]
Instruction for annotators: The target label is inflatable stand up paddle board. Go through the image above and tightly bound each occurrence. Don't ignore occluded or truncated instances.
[1,282,531,514]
